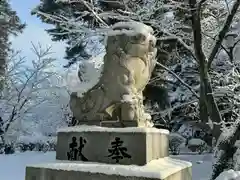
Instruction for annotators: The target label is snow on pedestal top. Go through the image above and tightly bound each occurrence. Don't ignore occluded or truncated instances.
[27,157,191,179]
[57,125,169,134]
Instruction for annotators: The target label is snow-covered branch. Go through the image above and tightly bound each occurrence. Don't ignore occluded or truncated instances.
[207,0,240,69]
[156,62,199,98]
[0,43,60,139]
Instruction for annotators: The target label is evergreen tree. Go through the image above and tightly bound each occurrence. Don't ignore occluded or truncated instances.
[33,0,144,67]
[0,0,25,91]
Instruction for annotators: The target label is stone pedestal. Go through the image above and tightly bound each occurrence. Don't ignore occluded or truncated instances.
[25,126,192,180]
[26,158,192,180]
[56,126,169,165]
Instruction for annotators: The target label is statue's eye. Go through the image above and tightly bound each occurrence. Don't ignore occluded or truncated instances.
[132,33,146,42]
[148,40,155,51]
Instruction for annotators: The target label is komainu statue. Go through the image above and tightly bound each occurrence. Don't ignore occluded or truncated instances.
[70,21,157,127]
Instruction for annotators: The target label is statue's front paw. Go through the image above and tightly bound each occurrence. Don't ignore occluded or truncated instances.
[144,113,152,121]
[145,120,154,127]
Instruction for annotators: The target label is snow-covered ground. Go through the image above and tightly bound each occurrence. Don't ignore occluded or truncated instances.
[173,153,213,180]
[0,152,213,180]
[0,152,55,180]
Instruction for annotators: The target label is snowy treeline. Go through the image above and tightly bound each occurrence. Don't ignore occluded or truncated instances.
[0,44,71,147]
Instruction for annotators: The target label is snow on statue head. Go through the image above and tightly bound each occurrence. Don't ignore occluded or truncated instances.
[69,21,157,127]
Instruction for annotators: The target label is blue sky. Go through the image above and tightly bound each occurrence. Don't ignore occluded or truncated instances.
[9,0,66,67]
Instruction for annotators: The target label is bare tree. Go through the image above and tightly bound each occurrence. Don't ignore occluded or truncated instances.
[209,23,240,180]
[0,43,58,144]
[189,0,240,140]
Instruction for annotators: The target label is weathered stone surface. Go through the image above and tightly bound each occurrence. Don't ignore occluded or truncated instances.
[56,126,169,165]
[25,157,192,180]
[100,120,138,127]
[69,21,157,127]
[78,120,101,126]
[77,120,139,127]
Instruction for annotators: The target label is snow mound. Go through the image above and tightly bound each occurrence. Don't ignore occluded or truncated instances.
[216,169,240,180]
[112,21,154,34]
[108,21,156,43]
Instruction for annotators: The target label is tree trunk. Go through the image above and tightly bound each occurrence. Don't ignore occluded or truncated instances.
[189,0,223,141]
[211,123,240,180]
[199,67,222,139]
[199,87,208,123]
[0,30,7,94]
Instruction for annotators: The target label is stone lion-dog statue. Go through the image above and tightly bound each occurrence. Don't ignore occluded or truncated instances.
[69,21,157,127]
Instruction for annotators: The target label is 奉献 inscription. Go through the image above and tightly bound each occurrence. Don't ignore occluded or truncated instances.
[67,136,88,161]
[108,137,131,163]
